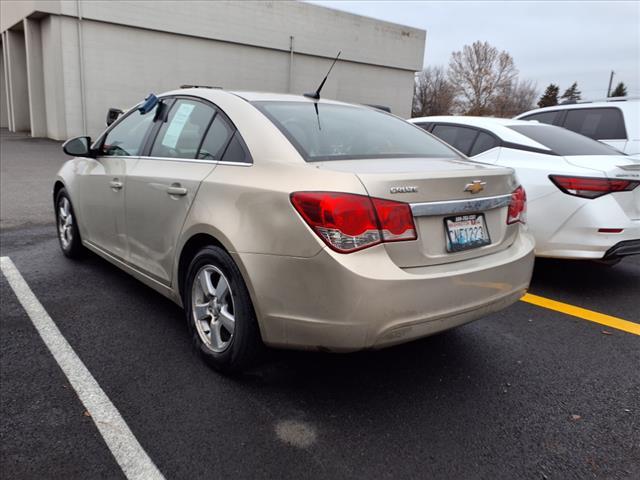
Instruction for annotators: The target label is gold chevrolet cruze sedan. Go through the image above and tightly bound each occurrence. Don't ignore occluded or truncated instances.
[55,87,535,372]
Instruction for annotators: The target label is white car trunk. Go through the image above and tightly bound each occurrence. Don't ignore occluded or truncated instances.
[564,155,640,220]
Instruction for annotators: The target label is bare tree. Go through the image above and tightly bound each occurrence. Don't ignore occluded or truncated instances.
[493,80,538,117]
[448,41,518,115]
[412,66,456,117]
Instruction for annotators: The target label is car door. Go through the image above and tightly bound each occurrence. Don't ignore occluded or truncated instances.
[80,104,158,259]
[125,97,235,285]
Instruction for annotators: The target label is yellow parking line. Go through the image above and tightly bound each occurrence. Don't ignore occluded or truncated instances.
[520,293,640,336]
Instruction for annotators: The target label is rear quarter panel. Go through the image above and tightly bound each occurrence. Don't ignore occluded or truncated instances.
[178,160,367,259]
[175,159,368,318]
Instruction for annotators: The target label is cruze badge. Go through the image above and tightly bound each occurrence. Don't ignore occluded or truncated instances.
[464,180,486,194]
[390,186,418,194]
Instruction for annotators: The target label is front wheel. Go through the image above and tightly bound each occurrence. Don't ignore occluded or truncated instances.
[55,188,84,258]
[184,246,263,373]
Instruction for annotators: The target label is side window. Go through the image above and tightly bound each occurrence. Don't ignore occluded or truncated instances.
[520,110,562,125]
[150,99,215,158]
[563,108,626,140]
[469,132,499,156]
[414,122,432,131]
[431,125,478,155]
[197,114,234,160]
[221,131,252,164]
[102,107,157,156]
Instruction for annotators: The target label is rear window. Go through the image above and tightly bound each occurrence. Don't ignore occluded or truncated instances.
[563,107,627,140]
[253,101,461,162]
[508,124,624,156]
[469,132,499,156]
[431,125,477,155]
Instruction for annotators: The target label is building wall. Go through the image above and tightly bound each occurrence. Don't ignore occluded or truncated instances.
[1,40,8,129]
[24,17,47,137]
[5,28,31,132]
[41,15,67,139]
[1,1,425,72]
[1,0,425,139]
[63,19,419,138]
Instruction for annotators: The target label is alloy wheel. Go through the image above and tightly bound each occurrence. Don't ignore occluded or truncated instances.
[58,197,74,249]
[191,265,236,352]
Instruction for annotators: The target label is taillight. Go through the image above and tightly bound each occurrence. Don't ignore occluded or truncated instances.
[507,186,526,225]
[371,198,417,242]
[290,192,416,253]
[549,175,639,199]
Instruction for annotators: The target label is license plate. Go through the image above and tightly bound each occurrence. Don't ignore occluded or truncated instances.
[444,214,491,252]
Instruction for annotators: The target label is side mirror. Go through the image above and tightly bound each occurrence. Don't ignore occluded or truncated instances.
[106,108,123,126]
[62,136,94,157]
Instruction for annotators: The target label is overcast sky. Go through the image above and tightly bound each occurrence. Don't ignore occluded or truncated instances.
[309,1,640,99]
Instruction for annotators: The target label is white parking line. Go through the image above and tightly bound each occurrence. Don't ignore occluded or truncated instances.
[0,257,165,480]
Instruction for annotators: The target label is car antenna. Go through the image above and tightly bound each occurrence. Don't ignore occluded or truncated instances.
[305,51,341,131]
[304,51,341,100]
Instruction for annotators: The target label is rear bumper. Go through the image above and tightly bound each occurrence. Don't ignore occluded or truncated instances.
[603,239,640,260]
[534,194,640,260]
[235,228,535,352]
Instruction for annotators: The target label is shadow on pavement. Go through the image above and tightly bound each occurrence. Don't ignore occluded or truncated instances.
[530,256,639,299]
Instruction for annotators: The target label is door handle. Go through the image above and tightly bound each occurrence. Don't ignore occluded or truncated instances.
[167,185,188,196]
[109,180,123,190]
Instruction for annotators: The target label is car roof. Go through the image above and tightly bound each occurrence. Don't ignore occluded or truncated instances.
[515,97,639,118]
[161,87,362,108]
[408,115,552,151]
[230,91,354,106]
[410,116,534,128]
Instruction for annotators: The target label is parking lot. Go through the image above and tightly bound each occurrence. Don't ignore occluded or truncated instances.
[1,129,639,479]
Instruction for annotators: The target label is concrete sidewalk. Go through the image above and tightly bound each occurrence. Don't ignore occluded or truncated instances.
[0,129,67,230]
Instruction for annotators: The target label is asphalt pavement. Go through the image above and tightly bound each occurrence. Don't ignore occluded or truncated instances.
[1,129,639,479]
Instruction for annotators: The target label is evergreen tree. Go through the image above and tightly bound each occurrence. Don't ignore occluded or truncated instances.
[537,84,559,108]
[610,82,627,97]
[561,82,582,102]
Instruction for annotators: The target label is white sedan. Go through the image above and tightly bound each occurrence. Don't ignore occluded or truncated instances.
[409,116,640,262]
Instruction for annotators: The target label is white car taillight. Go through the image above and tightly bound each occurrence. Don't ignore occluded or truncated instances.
[290,192,417,253]
[549,175,640,199]
[507,186,527,225]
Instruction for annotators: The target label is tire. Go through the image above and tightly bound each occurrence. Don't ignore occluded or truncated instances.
[55,188,84,259]
[184,246,263,373]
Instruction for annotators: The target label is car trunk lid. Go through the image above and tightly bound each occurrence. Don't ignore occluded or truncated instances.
[315,157,520,267]
[563,155,640,220]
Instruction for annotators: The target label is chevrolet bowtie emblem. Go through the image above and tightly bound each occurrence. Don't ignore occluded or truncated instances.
[464,180,486,194]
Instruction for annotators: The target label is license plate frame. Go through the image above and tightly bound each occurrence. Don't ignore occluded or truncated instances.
[444,213,491,252]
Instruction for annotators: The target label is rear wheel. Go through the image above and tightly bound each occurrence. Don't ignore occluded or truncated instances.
[184,246,262,373]
[55,188,84,258]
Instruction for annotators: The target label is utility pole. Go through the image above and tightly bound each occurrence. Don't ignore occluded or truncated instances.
[607,70,615,97]
[288,36,295,93]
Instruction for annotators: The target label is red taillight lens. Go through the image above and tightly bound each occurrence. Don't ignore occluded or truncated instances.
[371,198,417,242]
[507,186,526,225]
[549,175,639,199]
[290,192,416,253]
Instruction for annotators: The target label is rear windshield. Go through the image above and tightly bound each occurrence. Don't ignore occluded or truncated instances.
[508,124,624,156]
[253,101,461,162]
